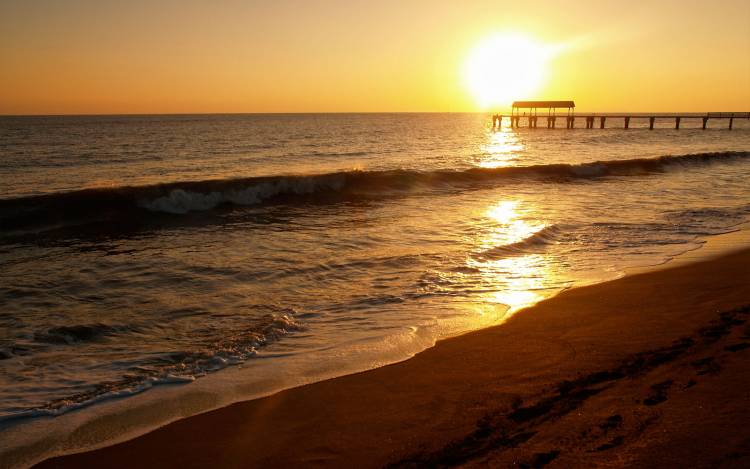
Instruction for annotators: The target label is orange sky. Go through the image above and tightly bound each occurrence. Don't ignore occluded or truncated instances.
[1,0,749,114]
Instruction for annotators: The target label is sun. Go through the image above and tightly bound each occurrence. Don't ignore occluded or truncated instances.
[463,34,551,109]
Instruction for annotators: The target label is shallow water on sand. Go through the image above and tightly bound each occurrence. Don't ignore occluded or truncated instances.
[1,113,749,463]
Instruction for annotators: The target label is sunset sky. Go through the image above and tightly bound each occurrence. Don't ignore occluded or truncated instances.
[1,0,749,115]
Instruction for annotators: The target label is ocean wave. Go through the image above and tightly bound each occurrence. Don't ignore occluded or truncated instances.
[1,151,746,231]
[139,175,346,214]
[663,204,750,235]
[0,313,302,423]
[473,224,562,260]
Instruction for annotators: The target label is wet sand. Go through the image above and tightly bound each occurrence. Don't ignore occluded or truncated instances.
[37,248,750,468]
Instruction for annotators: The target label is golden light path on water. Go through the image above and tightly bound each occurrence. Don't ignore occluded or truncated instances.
[474,200,552,310]
[477,127,523,168]
[466,129,565,321]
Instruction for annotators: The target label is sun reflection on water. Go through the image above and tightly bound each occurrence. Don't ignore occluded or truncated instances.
[482,200,547,247]
[481,255,548,311]
[478,128,524,169]
[467,199,563,314]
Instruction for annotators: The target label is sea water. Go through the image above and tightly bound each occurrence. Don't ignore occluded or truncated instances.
[1,113,749,466]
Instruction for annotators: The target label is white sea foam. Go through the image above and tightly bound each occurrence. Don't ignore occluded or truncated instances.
[141,189,224,214]
[139,176,347,214]
[0,314,302,424]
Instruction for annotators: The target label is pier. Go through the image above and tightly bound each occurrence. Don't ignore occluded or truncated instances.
[491,101,750,130]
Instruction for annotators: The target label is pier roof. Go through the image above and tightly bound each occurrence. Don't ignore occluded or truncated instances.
[512,100,575,109]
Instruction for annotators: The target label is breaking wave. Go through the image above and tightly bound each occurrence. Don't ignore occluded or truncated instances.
[1,151,746,232]
[474,225,563,260]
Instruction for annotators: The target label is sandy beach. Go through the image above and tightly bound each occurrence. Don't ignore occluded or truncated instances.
[33,246,750,468]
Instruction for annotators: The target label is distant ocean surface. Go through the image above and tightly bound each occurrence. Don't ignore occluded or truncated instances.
[1,113,749,464]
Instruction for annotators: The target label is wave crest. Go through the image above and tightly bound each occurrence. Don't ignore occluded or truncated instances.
[1,151,746,230]
[474,224,562,260]
[140,176,347,214]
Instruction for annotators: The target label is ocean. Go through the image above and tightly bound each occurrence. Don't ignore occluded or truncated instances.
[1,113,749,465]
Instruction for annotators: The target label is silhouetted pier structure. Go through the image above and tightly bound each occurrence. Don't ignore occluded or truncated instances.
[491,101,749,130]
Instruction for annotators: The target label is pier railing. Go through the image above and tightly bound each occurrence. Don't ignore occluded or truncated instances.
[491,112,749,130]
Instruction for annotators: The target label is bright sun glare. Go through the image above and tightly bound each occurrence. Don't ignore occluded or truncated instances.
[464,34,551,109]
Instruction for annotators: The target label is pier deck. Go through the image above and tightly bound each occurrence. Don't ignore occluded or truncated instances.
[492,112,750,130]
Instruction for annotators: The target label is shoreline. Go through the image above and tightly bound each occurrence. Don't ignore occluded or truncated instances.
[2,228,743,468]
[32,238,750,468]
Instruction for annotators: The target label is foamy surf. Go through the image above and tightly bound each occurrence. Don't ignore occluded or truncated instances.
[0,313,302,423]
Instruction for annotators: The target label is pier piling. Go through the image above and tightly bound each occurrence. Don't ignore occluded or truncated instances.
[492,112,748,131]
